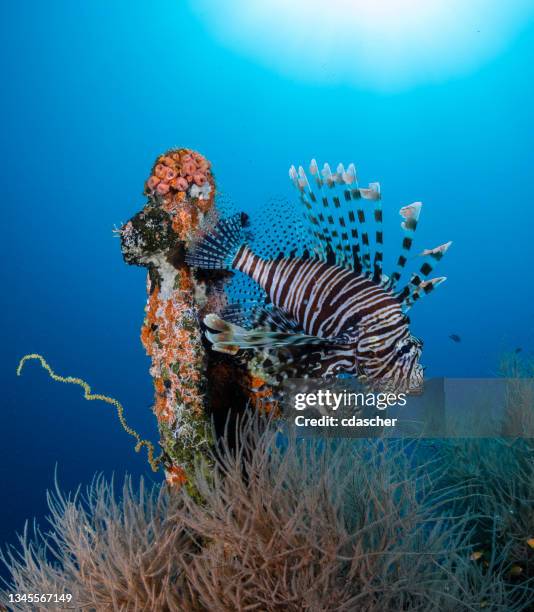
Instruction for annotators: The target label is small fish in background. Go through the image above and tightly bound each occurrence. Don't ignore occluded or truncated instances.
[515,347,523,354]
[449,334,461,343]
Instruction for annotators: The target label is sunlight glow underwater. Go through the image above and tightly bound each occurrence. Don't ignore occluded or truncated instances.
[190,0,534,90]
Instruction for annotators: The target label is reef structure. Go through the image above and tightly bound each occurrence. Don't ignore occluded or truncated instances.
[120,148,251,488]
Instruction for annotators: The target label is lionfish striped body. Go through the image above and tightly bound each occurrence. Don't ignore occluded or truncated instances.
[187,159,451,393]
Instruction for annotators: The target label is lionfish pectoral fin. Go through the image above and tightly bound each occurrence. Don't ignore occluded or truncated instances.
[203,314,244,355]
[203,314,331,353]
[221,303,304,334]
[206,341,241,356]
[204,313,246,333]
[255,345,358,384]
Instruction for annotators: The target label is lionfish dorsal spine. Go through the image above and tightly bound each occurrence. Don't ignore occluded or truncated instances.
[402,276,448,309]
[390,201,452,308]
[290,159,384,276]
[386,201,423,291]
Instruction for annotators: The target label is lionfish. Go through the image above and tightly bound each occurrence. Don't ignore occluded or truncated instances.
[187,160,451,394]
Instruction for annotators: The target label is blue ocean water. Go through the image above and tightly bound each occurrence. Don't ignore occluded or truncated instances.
[1,0,533,574]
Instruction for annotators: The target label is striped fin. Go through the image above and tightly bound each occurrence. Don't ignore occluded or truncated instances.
[399,277,448,310]
[387,202,423,290]
[366,181,383,283]
[186,213,247,270]
[289,159,383,276]
[253,345,358,384]
[413,241,452,281]
[395,241,452,307]
[222,303,303,334]
[245,196,309,261]
[290,162,337,265]
[204,314,334,354]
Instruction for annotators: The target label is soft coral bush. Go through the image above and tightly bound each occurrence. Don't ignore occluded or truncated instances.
[1,416,533,611]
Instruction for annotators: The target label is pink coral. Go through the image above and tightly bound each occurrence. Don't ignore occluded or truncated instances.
[143,148,214,213]
[146,176,160,190]
[175,177,189,191]
[165,168,177,181]
[182,161,197,176]
[156,182,170,195]
[193,173,206,186]
[154,164,166,178]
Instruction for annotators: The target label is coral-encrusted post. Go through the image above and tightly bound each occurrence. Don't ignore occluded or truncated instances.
[120,149,229,488]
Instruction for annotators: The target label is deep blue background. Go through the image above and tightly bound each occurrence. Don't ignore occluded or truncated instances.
[1,0,533,569]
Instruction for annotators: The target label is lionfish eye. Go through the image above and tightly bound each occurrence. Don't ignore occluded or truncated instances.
[398,344,411,356]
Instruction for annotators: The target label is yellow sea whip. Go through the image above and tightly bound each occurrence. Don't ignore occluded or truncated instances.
[17,353,162,472]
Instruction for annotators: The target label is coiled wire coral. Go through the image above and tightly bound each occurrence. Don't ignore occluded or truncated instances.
[2,416,533,611]
[16,354,162,471]
[16,148,275,489]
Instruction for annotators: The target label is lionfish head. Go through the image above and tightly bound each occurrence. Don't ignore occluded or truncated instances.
[391,335,424,394]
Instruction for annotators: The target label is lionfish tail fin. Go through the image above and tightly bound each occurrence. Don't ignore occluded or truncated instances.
[289,160,383,278]
[186,213,248,270]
